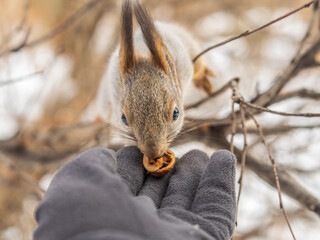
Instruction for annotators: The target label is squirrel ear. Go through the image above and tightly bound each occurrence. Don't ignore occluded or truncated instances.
[133,1,169,72]
[160,44,179,80]
[120,0,135,76]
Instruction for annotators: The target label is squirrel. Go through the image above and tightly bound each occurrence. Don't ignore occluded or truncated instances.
[95,0,215,160]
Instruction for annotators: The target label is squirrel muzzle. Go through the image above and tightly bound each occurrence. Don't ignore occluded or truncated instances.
[142,145,167,160]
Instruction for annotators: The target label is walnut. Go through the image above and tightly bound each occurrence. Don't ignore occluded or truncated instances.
[143,149,175,177]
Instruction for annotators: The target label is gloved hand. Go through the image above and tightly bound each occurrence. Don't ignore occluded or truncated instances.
[33,146,236,240]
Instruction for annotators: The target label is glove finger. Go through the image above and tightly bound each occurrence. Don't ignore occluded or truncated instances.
[35,147,138,239]
[160,150,209,210]
[191,150,236,239]
[35,147,214,240]
[116,146,146,196]
[138,170,174,208]
[74,147,117,171]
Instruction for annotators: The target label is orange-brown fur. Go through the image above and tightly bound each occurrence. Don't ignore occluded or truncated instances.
[193,59,215,94]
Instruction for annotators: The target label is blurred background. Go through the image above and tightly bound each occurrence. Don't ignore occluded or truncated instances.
[0,0,320,239]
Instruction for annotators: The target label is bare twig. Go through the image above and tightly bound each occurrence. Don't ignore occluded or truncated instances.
[220,37,320,129]
[246,111,296,240]
[279,164,320,175]
[172,125,320,216]
[185,77,239,110]
[253,39,320,108]
[230,79,320,117]
[242,100,320,117]
[292,2,318,63]
[230,100,236,153]
[229,79,241,154]
[0,0,103,58]
[235,103,248,226]
[1,119,319,218]
[242,124,320,135]
[270,89,320,104]
[193,0,317,63]
[244,1,320,109]
[0,71,44,87]
[236,209,313,240]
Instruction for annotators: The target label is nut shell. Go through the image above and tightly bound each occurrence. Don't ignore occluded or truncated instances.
[143,149,175,177]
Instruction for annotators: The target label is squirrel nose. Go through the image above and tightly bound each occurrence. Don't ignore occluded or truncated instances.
[145,147,165,160]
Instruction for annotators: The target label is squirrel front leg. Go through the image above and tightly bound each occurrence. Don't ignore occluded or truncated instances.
[192,58,215,95]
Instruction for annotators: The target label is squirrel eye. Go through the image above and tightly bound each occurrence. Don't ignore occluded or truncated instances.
[172,107,179,121]
[121,113,128,125]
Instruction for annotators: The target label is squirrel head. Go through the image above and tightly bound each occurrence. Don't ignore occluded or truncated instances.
[120,60,183,160]
[118,0,184,159]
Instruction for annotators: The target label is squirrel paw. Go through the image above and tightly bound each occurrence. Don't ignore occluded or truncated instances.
[192,65,215,95]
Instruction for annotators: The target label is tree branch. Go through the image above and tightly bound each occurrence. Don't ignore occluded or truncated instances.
[0,71,43,87]
[246,110,296,240]
[172,127,320,217]
[185,77,239,110]
[241,147,320,217]
[242,100,320,117]
[270,89,320,105]
[252,38,320,108]
[238,124,320,135]
[235,103,248,226]
[292,1,318,63]
[0,0,104,58]
[230,78,320,117]
[192,0,317,63]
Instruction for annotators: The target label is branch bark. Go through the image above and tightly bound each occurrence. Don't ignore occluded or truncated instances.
[270,89,320,105]
[172,127,320,217]
[0,0,104,58]
[185,77,239,110]
[238,124,320,135]
[252,39,320,107]
[192,0,317,63]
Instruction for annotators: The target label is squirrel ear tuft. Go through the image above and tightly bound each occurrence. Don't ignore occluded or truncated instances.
[120,0,135,75]
[133,1,168,71]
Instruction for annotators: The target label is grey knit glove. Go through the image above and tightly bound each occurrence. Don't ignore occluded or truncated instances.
[33,146,236,240]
